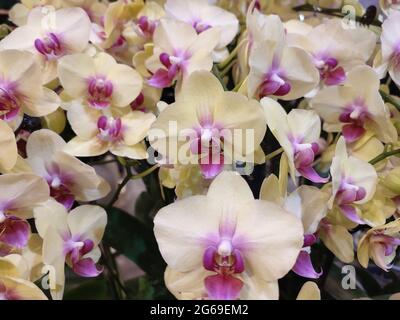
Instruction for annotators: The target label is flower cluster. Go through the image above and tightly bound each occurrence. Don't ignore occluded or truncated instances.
[1,0,400,301]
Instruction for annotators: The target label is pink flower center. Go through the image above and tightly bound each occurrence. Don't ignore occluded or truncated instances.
[191,118,225,179]
[97,115,122,142]
[148,50,191,89]
[0,282,20,300]
[192,20,212,34]
[259,57,291,98]
[202,219,245,300]
[138,16,157,38]
[130,92,145,111]
[339,98,369,143]
[34,33,63,60]
[290,137,328,183]
[0,85,20,121]
[45,167,75,210]
[87,76,114,109]
[370,233,400,257]
[313,53,346,86]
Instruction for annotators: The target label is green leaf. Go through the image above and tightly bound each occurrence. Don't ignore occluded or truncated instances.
[103,207,165,278]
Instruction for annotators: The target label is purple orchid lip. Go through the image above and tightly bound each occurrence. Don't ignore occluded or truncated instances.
[313,54,346,86]
[0,216,30,249]
[0,281,20,300]
[292,250,323,279]
[34,33,63,60]
[87,76,114,109]
[97,115,123,142]
[138,16,157,38]
[0,85,21,122]
[148,50,191,89]
[259,62,291,98]
[339,99,369,143]
[204,273,243,300]
[192,20,212,34]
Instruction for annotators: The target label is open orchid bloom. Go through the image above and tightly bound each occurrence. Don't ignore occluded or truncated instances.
[0,120,17,172]
[0,50,60,129]
[311,66,397,144]
[329,137,378,225]
[58,52,143,110]
[376,11,400,88]
[248,30,319,100]
[0,6,91,83]
[164,0,239,54]
[286,18,376,90]
[64,102,155,159]
[145,19,220,89]
[155,171,304,300]
[358,219,400,272]
[262,97,327,183]
[25,129,110,209]
[149,71,266,179]
[0,255,47,300]
[0,173,49,250]
[34,200,107,299]
[260,174,328,279]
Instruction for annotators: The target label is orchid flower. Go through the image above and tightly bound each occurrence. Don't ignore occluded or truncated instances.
[149,71,266,179]
[164,0,239,61]
[248,39,319,100]
[155,171,303,300]
[64,102,156,159]
[374,11,400,88]
[329,137,378,225]
[260,174,328,279]
[145,19,220,89]
[0,50,60,129]
[0,120,17,172]
[262,97,328,183]
[58,52,143,110]
[286,18,377,89]
[34,200,107,300]
[25,129,110,209]
[0,254,47,300]
[358,219,400,271]
[0,173,49,250]
[0,6,92,83]
[311,66,397,144]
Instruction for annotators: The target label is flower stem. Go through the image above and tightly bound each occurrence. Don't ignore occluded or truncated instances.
[380,90,400,111]
[131,164,160,180]
[265,148,284,162]
[212,64,228,91]
[369,149,400,165]
[217,39,245,70]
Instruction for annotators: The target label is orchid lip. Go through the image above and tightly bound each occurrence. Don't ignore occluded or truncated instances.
[34,33,63,60]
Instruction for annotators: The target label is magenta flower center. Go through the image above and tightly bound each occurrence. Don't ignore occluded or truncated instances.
[138,16,157,38]
[0,84,20,121]
[192,20,212,34]
[87,76,114,109]
[259,57,291,98]
[0,282,20,300]
[339,98,369,142]
[97,115,123,142]
[34,33,63,60]
[313,53,346,86]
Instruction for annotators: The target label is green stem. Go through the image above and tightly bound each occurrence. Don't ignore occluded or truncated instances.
[265,148,284,162]
[100,244,125,299]
[369,149,400,165]
[220,59,237,77]
[131,164,160,180]
[293,4,382,27]
[380,90,400,111]
[212,64,228,91]
[217,39,245,70]
[107,168,132,210]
